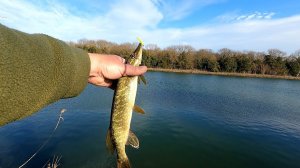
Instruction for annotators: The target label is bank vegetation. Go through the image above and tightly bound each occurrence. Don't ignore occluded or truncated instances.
[69,39,300,78]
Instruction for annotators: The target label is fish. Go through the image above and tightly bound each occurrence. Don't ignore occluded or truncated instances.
[106,38,146,168]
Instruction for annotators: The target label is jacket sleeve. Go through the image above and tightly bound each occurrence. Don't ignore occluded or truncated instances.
[0,24,91,126]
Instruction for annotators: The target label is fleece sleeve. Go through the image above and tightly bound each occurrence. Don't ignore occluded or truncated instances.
[0,24,90,126]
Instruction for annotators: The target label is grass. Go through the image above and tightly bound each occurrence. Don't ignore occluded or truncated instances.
[148,68,300,80]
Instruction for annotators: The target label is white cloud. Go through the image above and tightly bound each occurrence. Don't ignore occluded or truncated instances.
[130,14,300,53]
[241,12,275,21]
[264,12,275,19]
[175,15,300,53]
[105,0,163,29]
[0,1,300,53]
[217,11,276,22]
[0,0,162,41]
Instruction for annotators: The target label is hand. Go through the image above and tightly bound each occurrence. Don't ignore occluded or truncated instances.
[88,53,147,88]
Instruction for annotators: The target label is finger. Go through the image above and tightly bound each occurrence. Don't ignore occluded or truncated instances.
[102,78,113,87]
[115,56,126,63]
[108,80,118,90]
[123,65,147,76]
[121,58,126,64]
[88,77,113,87]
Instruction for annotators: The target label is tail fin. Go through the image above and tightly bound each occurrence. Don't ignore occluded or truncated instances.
[117,158,131,168]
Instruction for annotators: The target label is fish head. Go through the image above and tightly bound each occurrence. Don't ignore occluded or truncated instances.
[127,39,143,66]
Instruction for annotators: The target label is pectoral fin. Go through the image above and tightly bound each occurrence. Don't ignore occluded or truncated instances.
[133,105,145,114]
[138,75,147,85]
[106,129,115,154]
[126,130,139,149]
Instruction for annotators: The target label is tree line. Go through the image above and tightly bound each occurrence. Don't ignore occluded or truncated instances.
[69,39,300,77]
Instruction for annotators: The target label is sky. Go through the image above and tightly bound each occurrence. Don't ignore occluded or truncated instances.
[1,0,300,53]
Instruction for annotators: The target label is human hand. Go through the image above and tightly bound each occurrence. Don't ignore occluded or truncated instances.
[88,53,147,88]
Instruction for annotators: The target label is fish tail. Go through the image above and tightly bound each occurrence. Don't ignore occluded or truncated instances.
[117,157,131,168]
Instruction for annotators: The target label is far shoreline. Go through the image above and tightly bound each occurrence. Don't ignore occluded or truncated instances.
[148,68,300,80]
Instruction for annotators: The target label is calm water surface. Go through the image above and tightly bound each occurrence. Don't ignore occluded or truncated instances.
[1,72,300,168]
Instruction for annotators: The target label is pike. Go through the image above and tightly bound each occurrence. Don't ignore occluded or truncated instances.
[106,38,146,168]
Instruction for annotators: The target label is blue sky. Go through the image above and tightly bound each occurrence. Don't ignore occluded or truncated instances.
[1,0,300,53]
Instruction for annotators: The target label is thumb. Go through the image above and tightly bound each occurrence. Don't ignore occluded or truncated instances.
[123,65,147,76]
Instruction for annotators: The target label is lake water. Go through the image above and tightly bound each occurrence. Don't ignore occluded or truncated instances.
[1,72,300,168]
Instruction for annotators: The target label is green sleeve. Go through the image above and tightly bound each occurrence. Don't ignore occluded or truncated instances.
[0,24,91,126]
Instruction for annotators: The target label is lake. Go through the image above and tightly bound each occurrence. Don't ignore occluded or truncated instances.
[1,72,300,168]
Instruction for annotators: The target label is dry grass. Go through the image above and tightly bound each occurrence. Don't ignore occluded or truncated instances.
[148,68,300,80]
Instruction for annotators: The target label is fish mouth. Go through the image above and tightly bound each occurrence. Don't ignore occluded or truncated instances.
[126,38,144,65]
[131,43,143,58]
